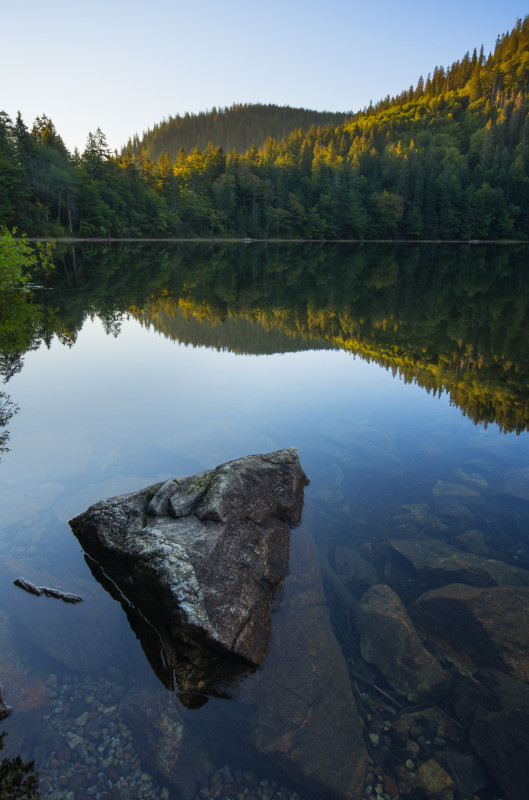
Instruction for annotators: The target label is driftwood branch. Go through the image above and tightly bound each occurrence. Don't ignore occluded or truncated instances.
[14,578,82,603]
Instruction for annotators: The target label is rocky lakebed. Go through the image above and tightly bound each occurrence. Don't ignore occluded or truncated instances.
[1,449,529,800]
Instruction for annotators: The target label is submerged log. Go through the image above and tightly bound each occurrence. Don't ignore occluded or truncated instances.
[13,578,42,596]
[39,587,83,603]
[14,578,82,603]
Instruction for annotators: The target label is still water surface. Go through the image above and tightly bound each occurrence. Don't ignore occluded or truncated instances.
[1,243,529,800]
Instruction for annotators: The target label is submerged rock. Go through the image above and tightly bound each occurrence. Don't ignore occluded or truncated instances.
[69,449,309,690]
[387,538,529,589]
[334,546,378,596]
[411,583,529,680]
[237,530,367,800]
[120,686,214,799]
[432,481,480,498]
[469,669,529,800]
[497,466,529,500]
[72,450,365,799]
[395,503,447,532]
[414,759,455,800]
[454,529,488,556]
[0,608,47,711]
[436,750,489,800]
[0,664,48,712]
[357,584,446,701]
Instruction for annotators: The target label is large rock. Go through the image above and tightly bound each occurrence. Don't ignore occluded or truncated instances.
[414,759,456,800]
[237,530,367,800]
[334,546,378,596]
[69,449,309,679]
[118,530,366,800]
[120,685,214,799]
[469,669,529,800]
[387,538,529,590]
[497,466,529,500]
[454,529,488,556]
[411,583,529,680]
[85,556,251,700]
[357,584,446,701]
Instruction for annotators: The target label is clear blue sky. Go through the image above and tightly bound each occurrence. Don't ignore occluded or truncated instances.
[2,0,527,154]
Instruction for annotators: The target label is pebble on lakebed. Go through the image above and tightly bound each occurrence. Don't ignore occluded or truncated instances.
[18,668,317,800]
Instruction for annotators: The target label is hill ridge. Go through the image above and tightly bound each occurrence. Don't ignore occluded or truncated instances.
[124,102,351,160]
[1,15,529,239]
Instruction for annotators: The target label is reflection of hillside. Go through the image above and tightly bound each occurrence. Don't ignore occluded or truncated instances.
[31,241,529,434]
[134,291,529,434]
[327,333,529,435]
[134,306,332,355]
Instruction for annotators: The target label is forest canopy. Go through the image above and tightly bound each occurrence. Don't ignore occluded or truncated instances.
[124,104,351,162]
[1,16,529,240]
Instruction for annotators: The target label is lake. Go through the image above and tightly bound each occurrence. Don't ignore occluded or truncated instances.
[1,242,529,800]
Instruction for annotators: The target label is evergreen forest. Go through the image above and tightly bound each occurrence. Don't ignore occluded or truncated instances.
[124,104,351,162]
[2,17,529,240]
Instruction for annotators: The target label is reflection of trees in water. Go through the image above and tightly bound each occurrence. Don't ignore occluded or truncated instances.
[0,332,31,459]
[0,392,18,455]
[0,354,25,457]
[0,732,40,799]
[0,695,40,799]
[0,232,53,460]
[10,241,529,435]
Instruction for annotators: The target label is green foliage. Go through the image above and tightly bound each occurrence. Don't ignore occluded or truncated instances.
[124,103,351,161]
[0,229,53,290]
[2,17,529,239]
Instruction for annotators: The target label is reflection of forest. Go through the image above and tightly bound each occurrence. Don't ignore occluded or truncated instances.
[13,241,529,434]
[135,306,332,355]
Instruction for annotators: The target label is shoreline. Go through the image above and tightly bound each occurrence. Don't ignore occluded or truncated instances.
[24,236,529,244]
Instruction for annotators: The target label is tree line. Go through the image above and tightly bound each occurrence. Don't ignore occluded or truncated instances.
[1,16,529,239]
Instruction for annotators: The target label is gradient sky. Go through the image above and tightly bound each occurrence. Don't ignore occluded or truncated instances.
[2,1,527,154]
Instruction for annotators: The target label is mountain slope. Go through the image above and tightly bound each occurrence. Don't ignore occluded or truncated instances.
[124,103,350,160]
[1,17,529,239]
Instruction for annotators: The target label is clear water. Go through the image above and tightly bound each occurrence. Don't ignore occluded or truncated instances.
[1,242,529,799]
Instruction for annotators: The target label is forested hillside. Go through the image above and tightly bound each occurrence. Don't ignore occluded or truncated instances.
[125,104,350,161]
[1,16,529,239]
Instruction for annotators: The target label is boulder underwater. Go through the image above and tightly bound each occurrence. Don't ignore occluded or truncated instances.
[69,448,309,697]
[357,583,447,702]
[235,529,368,800]
[70,449,370,799]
